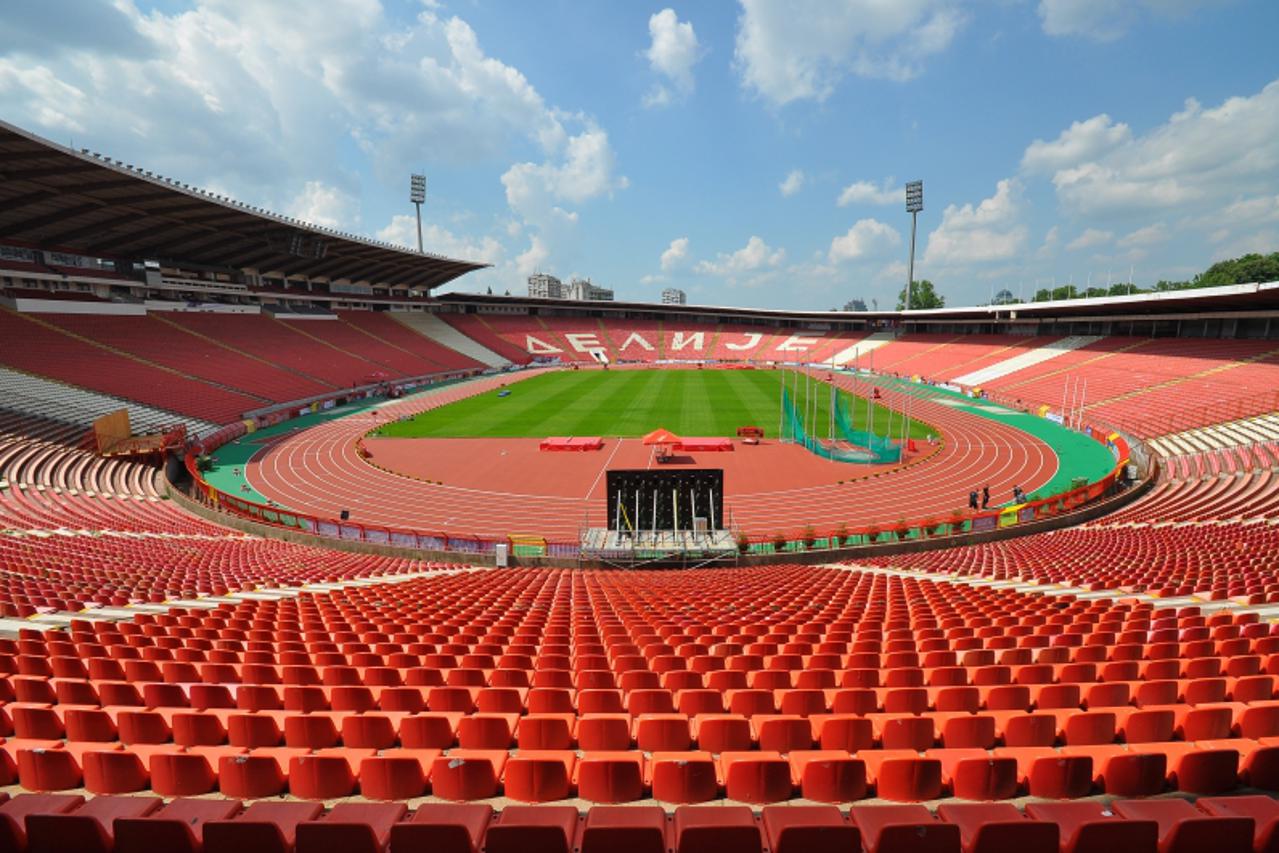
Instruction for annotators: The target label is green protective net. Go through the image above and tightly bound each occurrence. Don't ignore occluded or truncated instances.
[781,387,901,464]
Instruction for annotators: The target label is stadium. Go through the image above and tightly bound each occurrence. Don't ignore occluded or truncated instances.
[3,6,1279,849]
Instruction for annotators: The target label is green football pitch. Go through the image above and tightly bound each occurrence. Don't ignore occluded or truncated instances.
[374,369,934,440]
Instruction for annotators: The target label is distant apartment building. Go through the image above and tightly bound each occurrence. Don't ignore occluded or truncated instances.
[527,273,563,299]
[566,277,614,302]
[662,288,687,305]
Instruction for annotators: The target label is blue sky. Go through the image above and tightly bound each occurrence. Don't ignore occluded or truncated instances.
[2,0,1277,309]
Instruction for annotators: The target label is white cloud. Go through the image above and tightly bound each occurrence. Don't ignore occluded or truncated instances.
[0,1,625,287]
[828,219,901,264]
[1037,225,1061,258]
[377,215,505,265]
[1066,228,1113,251]
[0,61,89,133]
[289,181,360,229]
[1035,81,1279,216]
[1038,0,1225,42]
[837,178,900,206]
[779,169,806,197]
[1021,115,1131,174]
[695,236,786,278]
[660,237,690,271]
[515,235,551,276]
[923,178,1029,265]
[1117,223,1169,247]
[734,0,965,106]
[643,9,702,107]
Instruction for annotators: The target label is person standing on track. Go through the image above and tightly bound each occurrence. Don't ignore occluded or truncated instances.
[969,489,979,510]
[981,484,990,509]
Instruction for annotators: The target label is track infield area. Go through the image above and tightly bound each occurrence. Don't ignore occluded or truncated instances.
[220,369,1118,540]
[371,367,932,439]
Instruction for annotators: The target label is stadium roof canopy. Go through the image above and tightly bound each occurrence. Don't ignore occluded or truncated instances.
[0,121,488,290]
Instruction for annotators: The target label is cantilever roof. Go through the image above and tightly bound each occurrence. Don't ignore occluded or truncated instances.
[0,121,488,290]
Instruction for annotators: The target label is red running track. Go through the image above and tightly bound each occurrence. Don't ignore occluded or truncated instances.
[245,369,1058,539]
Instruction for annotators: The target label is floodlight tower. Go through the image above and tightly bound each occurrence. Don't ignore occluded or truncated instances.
[905,180,923,311]
[409,174,426,253]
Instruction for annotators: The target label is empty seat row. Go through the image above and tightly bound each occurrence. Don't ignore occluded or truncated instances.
[3,795,1277,853]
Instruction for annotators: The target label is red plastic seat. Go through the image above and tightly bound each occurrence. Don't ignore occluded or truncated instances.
[932,750,1019,801]
[387,803,492,853]
[994,747,1093,798]
[720,751,793,803]
[204,802,324,853]
[228,713,283,747]
[650,751,719,803]
[580,805,667,853]
[1092,749,1167,797]
[430,750,507,801]
[517,715,574,750]
[634,714,692,751]
[575,751,646,803]
[752,715,813,753]
[17,747,82,791]
[457,714,516,750]
[118,710,172,744]
[938,802,1058,853]
[359,752,437,800]
[290,752,361,799]
[576,715,633,751]
[850,804,961,853]
[789,750,867,802]
[172,711,229,746]
[1026,802,1158,853]
[218,749,302,798]
[694,714,754,753]
[1199,795,1279,853]
[0,793,84,853]
[284,714,340,749]
[150,749,218,796]
[399,713,460,749]
[673,805,762,853]
[295,802,407,853]
[82,748,149,794]
[341,714,397,749]
[503,751,576,802]
[25,795,160,853]
[115,798,243,853]
[762,805,858,853]
[1114,799,1253,853]
[484,805,578,853]
[941,715,997,749]
[861,751,944,802]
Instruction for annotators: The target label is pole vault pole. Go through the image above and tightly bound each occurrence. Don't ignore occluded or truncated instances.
[651,490,657,538]
[1077,378,1088,430]
[886,385,895,443]
[691,491,698,542]
[777,368,785,442]
[672,489,678,533]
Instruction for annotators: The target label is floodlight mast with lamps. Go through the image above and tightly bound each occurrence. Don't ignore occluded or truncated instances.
[409,174,427,253]
[905,180,923,312]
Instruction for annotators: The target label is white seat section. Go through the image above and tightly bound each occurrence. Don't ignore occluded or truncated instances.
[1150,412,1279,457]
[953,335,1102,387]
[831,330,897,366]
[391,311,511,368]
[0,365,218,436]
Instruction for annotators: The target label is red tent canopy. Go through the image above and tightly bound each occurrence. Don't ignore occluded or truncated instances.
[642,428,680,445]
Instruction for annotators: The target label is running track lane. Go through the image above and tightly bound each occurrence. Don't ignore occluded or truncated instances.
[245,368,1056,539]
